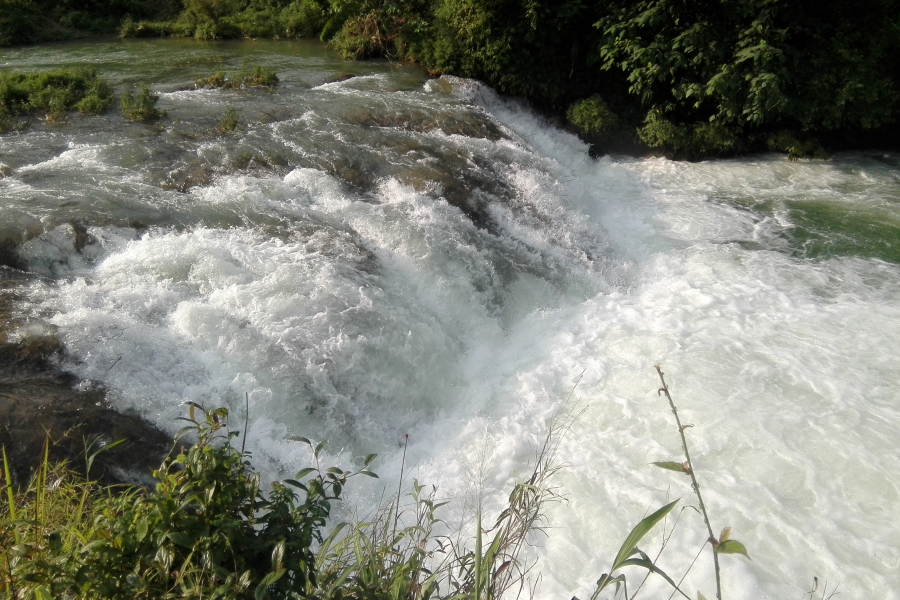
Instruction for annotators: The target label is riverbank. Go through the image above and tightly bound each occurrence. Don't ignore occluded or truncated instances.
[3,0,898,160]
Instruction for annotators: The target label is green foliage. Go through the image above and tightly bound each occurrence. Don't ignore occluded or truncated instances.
[0,67,113,128]
[1,0,182,45]
[595,0,900,135]
[567,95,619,140]
[120,83,165,122]
[1,405,372,599]
[639,111,741,160]
[81,405,349,599]
[1,401,569,600]
[0,0,45,46]
[120,18,190,38]
[196,62,279,89]
[592,500,686,600]
[766,131,828,161]
[280,0,326,38]
[417,0,602,108]
[218,106,241,133]
[119,0,328,40]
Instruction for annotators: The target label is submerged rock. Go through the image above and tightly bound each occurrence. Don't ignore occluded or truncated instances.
[0,323,170,486]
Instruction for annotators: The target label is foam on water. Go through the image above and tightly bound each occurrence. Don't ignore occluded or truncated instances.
[5,47,900,599]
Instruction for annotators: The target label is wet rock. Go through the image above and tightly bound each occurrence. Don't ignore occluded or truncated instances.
[231,150,290,176]
[0,163,12,178]
[0,237,25,271]
[326,72,356,84]
[71,220,97,253]
[0,335,171,487]
[344,107,507,140]
[163,162,215,192]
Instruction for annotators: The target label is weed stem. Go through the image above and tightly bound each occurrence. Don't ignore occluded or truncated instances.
[655,365,722,600]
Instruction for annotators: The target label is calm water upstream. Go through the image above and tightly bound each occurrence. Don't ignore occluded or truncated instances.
[2,39,899,599]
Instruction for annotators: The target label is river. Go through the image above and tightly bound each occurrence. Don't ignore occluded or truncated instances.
[1,39,899,599]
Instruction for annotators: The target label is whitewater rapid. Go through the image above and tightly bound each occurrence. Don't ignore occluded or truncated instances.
[2,40,899,599]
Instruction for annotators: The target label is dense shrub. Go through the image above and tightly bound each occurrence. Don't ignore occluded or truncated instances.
[638,112,742,160]
[218,106,240,133]
[0,404,558,600]
[566,96,619,140]
[120,83,164,121]
[0,67,113,127]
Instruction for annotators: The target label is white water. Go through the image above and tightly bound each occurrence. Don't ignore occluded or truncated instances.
[4,40,900,599]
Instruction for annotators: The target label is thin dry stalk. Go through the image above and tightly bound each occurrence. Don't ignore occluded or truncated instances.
[654,365,721,600]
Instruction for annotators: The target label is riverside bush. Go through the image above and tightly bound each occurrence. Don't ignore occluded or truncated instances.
[567,96,619,140]
[1,402,564,600]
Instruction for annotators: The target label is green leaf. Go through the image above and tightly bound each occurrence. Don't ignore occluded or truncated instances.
[34,586,52,600]
[136,517,149,542]
[651,461,687,473]
[168,532,195,548]
[294,467,316,479]
[612,499,679,570]
[364,453,377,466]
[287,436,311,446]
[359,470,379,478]
[698,592,708,600]
[315,439,327,458]
[716,539,750,559]
[619,557,690,599]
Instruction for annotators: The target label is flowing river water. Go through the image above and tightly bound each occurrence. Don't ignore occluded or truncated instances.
[2,39,899,598]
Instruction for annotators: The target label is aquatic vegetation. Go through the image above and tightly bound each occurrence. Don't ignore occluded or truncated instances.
[0,67,113,128]
[218,106,241,134]
[196,63,278,89]
[120,83,164,122]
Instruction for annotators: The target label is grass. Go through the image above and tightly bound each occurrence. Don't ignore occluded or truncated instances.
[0,67,113,129]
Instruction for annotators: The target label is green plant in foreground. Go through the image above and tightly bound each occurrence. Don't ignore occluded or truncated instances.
[120,83,164,122]
[589,366,750,600]
[1,371,761,600]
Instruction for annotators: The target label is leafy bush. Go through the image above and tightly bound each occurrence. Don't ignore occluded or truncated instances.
[0,67,113,125]
[766,131,828,161]
[566,95,619,139]
[1,402,562,600]
[280,0,326,39]
[0,0,46,46]
[639,111,741,160]
[595,0,900,134]
[218,106,240,133]
[330,11,390,60]
[120,83,164,122]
